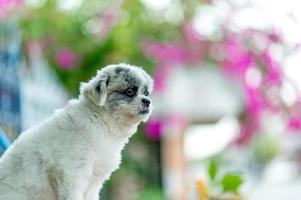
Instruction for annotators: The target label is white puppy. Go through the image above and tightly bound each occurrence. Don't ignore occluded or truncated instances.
[0,63,153,200]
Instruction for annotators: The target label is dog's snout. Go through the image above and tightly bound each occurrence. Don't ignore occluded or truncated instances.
[141,98,150,107]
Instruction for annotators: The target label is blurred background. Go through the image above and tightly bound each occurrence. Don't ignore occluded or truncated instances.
[1,0,301,199]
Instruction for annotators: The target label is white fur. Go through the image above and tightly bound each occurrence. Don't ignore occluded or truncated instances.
[0,64,153,200]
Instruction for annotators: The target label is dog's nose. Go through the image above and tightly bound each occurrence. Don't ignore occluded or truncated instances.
[141,98,150,107]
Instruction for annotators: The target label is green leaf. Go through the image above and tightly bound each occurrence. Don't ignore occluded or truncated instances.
[221,173,244,193]
[208,160,219,181]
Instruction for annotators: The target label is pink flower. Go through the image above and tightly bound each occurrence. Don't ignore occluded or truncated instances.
[56,48,77,70]
[144,119,162,140]
[141,41,191,93]
[244,86,263,116]
[268,29,283,43]
[262,51,283,86]
[0,0,23,18]
[287,99,301,132]
[0,0,22,8]
[221,39,253,79]
[144,115,187,140]
[235,77,265,145]
[288,117,301,132]
[142,41,190,63]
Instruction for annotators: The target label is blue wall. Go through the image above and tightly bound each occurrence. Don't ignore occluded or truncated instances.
[0,21,21,152]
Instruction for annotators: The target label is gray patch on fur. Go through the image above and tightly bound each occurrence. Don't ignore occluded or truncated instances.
[114,66,129,75]
[47,167,63,199]
[103,66,143,112]
[111,67,141,89]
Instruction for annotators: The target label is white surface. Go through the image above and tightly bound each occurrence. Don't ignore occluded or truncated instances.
[20,45,68,130]
[153,67,243,121]
[249,181,301,200]
[184,117,239,160]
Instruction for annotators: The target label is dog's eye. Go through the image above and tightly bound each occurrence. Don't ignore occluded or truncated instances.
[144,90,149,96]
[125,88,136,97]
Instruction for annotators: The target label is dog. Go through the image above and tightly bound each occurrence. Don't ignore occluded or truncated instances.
[0,63,153,200]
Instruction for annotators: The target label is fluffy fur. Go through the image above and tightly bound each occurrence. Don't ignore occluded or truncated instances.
[0,63,153,200]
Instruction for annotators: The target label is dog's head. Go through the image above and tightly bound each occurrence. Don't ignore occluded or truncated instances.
[80,63,154,123]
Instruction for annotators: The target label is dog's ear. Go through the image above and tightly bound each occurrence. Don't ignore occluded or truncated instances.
[94,74,108,106]
[80,72,109,106]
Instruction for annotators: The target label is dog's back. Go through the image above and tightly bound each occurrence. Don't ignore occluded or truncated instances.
[0,101,126,200]
[0,120,61,200]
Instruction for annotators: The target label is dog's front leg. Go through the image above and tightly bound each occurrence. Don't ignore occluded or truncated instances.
[48,167,88,200]
[84,183,102,200]
[85,173,111,200]
[57,180,87,200]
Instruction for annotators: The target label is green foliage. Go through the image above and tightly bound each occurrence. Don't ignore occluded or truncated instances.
[207,160,244,195]
[20,0,161,95]
[100,128,162,200]
[138,187,165,200]
[220,173,244,193]
[251,134,280,164]
[208,160,218,181]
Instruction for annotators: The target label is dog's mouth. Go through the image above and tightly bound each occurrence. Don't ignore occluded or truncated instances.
[139,107,149,115]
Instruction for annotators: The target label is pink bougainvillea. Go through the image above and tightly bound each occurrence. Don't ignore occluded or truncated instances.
[288,117,301,132]
[142,41,191,93]
[0,0,22,9]
[144,114,188,140]
[144,118,162,140]
[56,48,78,70]
[142,42,190,63]
[141,15,301,143]
[261,50,283,86]
[287,98,301,132]
[0,0,23,19]
[221,38,253,79]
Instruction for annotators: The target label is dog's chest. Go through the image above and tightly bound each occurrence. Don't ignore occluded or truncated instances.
[91,138,124,177]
